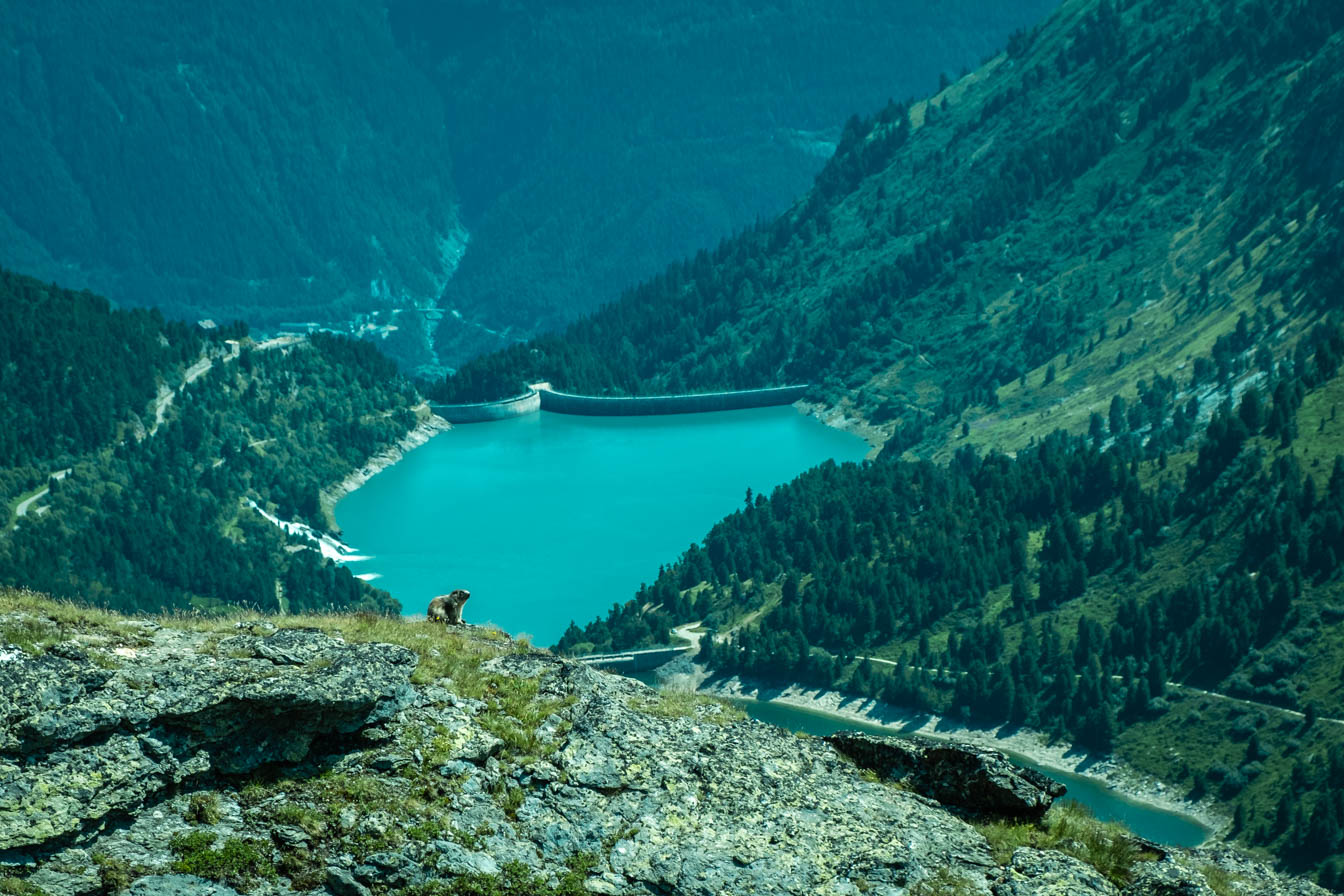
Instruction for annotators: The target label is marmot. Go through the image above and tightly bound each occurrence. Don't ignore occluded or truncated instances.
[427,589,470,625]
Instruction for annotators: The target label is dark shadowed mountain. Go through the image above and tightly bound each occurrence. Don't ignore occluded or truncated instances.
[397,0,1062,364]
[0,0,460,349]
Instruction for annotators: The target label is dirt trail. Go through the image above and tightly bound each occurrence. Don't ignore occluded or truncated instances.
[671,622,704,655]
[148,340,244,437]
[1169,682,1344,728]
[11,469,71,529]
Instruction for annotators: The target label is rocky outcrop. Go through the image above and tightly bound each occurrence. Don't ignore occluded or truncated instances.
[0,605,1328,896]
[824,730,1066,819]
[0,622,414,855]
[992,848,1119,895]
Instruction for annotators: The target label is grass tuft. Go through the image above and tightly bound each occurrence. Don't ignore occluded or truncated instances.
[625,688,746,725]
[975,802,1156,886]
[169,831,276,892]
[185,792,222,825]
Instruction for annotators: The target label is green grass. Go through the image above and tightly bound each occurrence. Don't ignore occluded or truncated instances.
[908,868,979,896]
[271,803,328,839]
[0,878,50,896]
[1200,864,1246,896]
[975,802,1157,887]
[92,855,136,894]
[0,587,146,651]
[0,615,58,654]
[276,849,325,892]
[169,832,276,892]
[401,853,599,896]
[184,792,222,825]
[625,688,746,725]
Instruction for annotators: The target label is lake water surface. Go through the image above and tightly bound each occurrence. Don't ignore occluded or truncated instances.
[334,407,868,645]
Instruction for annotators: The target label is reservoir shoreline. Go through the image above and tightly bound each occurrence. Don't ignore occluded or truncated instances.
[324,406,1217,840]
[697,672,1223,839]
[320,407,452,532]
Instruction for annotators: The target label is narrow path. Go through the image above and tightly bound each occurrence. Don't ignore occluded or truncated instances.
[148,340,244,437]
[671,622,704,655]
[1167,682,1344,728]
[11,469,71,529]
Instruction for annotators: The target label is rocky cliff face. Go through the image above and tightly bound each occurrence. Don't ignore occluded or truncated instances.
[0,600,1325,896]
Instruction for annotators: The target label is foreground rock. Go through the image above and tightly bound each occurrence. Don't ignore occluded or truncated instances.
[824,730,1066,819]
[0,623,415,853]
[0,603,1328,896]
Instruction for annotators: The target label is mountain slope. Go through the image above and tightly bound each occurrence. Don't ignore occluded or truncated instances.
[0,1,461,339]
[0,269,427,616]
[468,0,1344,883]
[397,0,1062,365]
[434,0,1344,456]
[559,309,1344,884]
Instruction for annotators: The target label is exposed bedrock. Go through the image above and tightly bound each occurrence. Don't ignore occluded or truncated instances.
[823,730,1067,820]
[0,624,415,854]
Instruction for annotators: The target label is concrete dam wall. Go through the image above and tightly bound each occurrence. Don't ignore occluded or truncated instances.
[433,383,808,423]
[576,645,693,672]
[536,383,809,416]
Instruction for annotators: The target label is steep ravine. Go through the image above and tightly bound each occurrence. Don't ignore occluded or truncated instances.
[0,596,1325,896]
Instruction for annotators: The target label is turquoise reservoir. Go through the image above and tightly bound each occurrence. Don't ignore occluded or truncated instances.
[334,407,867,646]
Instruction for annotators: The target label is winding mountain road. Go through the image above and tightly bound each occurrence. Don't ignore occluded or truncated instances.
[10,469,71,529]
[148,341,241,437]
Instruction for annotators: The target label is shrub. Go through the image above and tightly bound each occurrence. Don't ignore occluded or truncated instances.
[169,832,276,892]
[185,792,222,825]
[277,849,326,891]
[92,854,134,894]
[0,878,49,896]
[975,802,1155,886]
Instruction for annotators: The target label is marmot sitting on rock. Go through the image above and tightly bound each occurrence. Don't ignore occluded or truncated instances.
[427,589,470,625]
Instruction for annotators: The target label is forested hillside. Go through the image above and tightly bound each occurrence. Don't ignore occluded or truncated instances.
[0,270,423,616]
[0,1,460,342]
[435,0,1344,462]
[0,268,206,468]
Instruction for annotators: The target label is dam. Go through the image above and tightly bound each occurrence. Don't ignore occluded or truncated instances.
[433,382,809,423]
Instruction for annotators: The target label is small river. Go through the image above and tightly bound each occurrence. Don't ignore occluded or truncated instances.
[732,694,1209,847]
[334,406,868,645]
